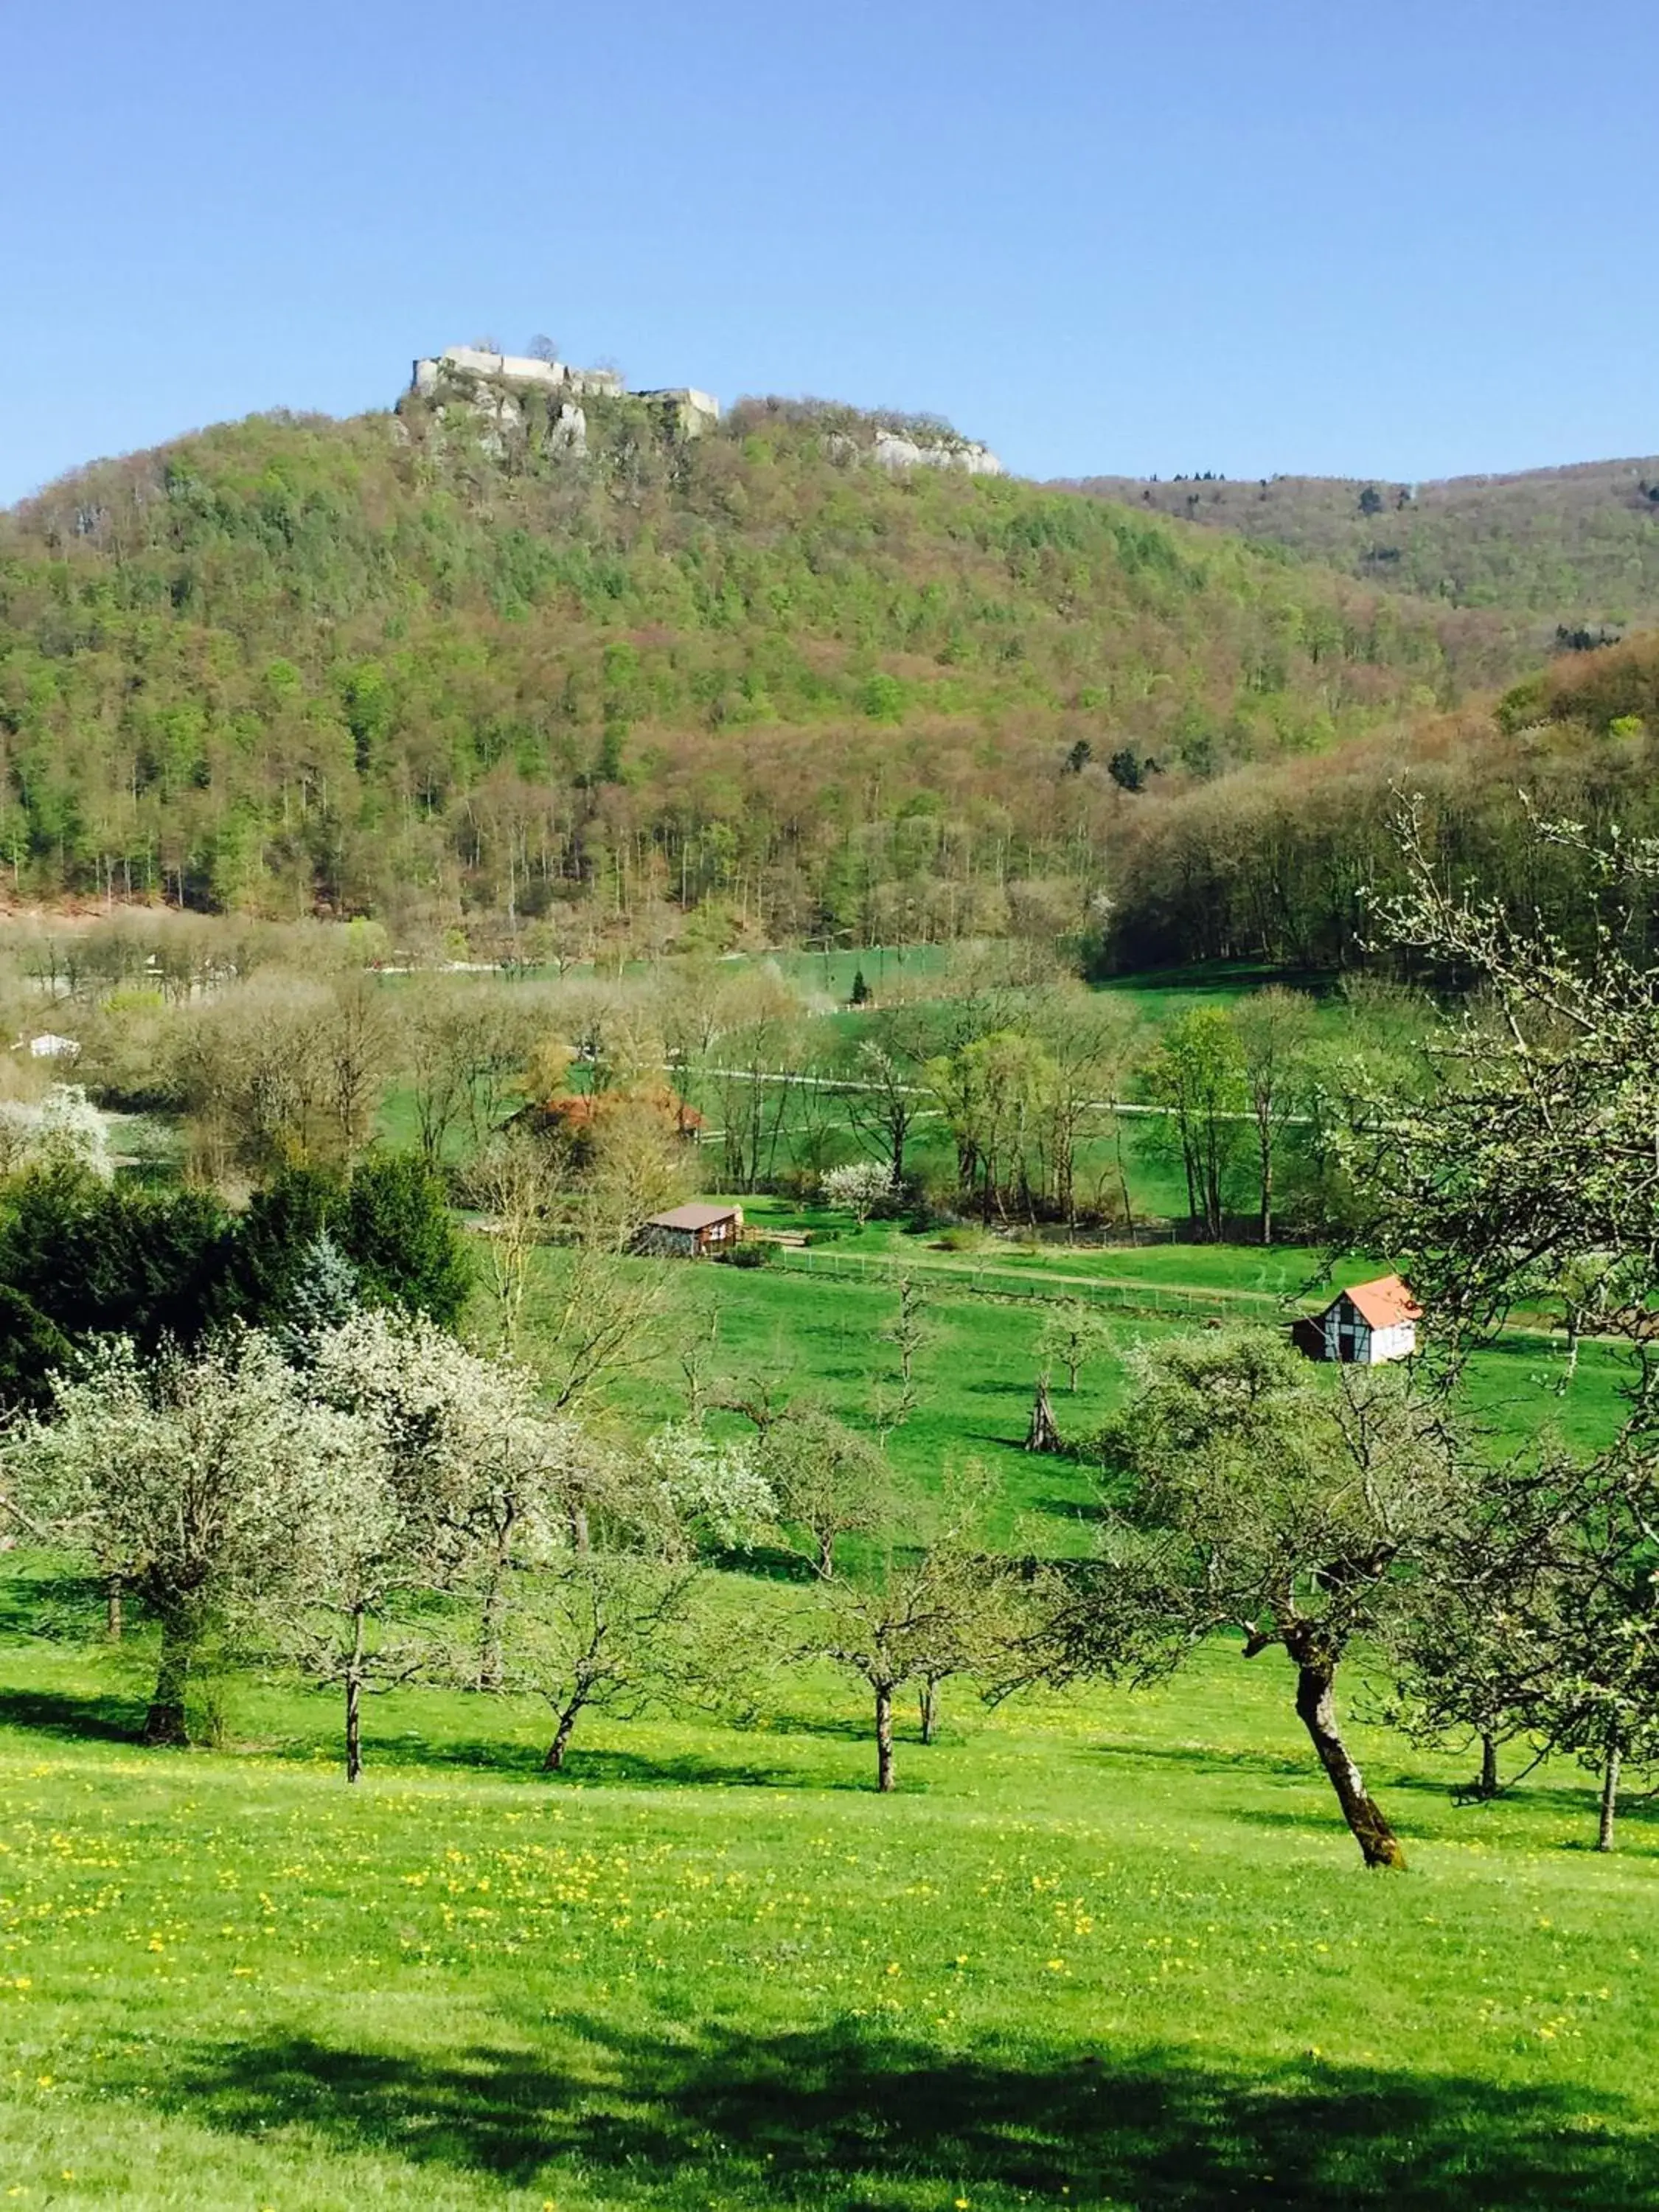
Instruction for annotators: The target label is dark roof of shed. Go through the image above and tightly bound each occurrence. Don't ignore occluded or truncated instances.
[644,1203,741,1231]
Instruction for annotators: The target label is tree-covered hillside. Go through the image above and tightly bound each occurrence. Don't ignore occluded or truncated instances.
[1063,458,1659,636]
[1104,630,1659,970]
[0,389,1527,946]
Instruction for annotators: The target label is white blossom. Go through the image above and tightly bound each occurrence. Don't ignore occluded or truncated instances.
[641,1423,776,1549]
[820,1160,891,1220]
[0,1085,114,1181]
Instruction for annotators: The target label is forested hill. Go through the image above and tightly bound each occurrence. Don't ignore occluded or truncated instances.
[0,386,1528,942]
[1060,458,1659,635]
[1105,628,1659,973]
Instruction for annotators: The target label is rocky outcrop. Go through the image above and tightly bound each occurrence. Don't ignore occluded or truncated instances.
[634,388,722,438]
[872,426,1003,476]
[822,423,1004,476]
[405,349,722,462]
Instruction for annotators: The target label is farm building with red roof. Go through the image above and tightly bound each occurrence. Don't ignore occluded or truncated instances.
[1294,1274,1422,1366]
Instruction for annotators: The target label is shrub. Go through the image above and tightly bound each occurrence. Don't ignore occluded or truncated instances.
[721,1241,772,1269]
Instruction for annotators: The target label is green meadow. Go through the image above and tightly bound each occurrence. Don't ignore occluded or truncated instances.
[588,1221,1631,1519]
[7,959,1651,2208]
[2,1594,1657,2210]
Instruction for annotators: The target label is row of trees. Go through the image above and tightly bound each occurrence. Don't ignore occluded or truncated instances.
[0,1153,468,1411]
[809,975,1430,1242]
[35,923,1419,1244]
[8,1266,1657,1856]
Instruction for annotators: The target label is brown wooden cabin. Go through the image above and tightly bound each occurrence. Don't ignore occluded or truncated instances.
[634,1202,744,1258]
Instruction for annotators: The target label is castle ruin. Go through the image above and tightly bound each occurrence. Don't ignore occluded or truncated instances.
[411,347,722,438]
[406,347,1004,475]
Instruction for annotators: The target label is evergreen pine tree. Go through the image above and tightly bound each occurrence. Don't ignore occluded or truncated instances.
[273,1233,361,1365]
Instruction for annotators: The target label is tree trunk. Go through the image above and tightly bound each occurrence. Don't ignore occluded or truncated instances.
[1258,1120,1273,1248]
[816,1528,836,1580]
[543,1699,582,1773]
[1293,1661,1405,1869]
[1025,1376,1062,1454]
[1115,1116,1136,1242]
[1597,1744,1621,1852]
[105,1574,123,1644]
[1478,1732,1499,1799]
[144,1613,198,1747]
[874,1683,895,1792]
[1180,1131,1200,1232]
[345,1670,363,1784]
[919,1677,939,1745]
[344,1606,366,1784]
[477,1546,510,1690]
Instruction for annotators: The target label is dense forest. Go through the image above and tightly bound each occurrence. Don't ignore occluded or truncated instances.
[5,378,1658,973]
[0,385,1528,956]
[1064,457,1659,633]
[1106,633,1659,970]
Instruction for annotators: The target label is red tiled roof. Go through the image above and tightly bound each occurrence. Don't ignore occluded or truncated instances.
[1338,1275,1422,1329]
[540,1086,703,1130]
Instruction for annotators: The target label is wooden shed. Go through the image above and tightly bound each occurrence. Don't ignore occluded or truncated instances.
[635,1201,744,1258]
[1297,1275,1421,1366]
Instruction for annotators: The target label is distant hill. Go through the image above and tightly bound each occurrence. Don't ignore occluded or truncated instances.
[0,380,1531,944]
[1060,458,1659,636]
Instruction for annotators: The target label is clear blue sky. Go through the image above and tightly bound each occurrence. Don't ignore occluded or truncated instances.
[5,0,1655,505]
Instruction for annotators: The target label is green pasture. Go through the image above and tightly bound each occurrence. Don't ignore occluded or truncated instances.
[2,1585,1658,2211]
[535,1237,1630,1543]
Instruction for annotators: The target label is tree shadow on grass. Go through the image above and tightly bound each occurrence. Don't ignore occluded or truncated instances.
[139,2019,1658,2208]
[0,1685,145,1745]
[1089,1735,1310,1781]
[0,1571,108,1639]
[358,1739,878,1793]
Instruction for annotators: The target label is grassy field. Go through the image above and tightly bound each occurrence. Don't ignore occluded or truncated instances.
[24,963,1649,2203]
[4,1165,1649,2206]
[551,1231,1631,1552]
[1,1597,1657,2211]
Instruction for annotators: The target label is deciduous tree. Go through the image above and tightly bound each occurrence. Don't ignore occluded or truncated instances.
[1055,1329,1468,1868]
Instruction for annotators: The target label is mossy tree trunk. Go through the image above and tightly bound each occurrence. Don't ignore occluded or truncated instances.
[1479,1732,1500,1799]
[144,1610,198,1747]
[874,1683,895,1792]
[1293,1657,1405,1869]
